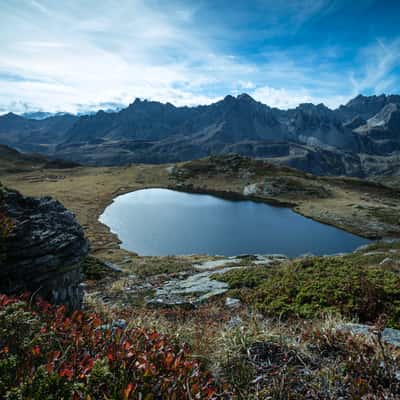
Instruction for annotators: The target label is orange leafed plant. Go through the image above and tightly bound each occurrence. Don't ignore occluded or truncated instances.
[0,293,218,399]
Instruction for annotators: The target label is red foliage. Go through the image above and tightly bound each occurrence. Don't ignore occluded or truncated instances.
[0,293,218,399]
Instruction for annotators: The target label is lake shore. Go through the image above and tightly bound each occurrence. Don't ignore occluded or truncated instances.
[100,187,370,257]
[1,155,400,266]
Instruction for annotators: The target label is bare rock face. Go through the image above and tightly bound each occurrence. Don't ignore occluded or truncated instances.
[0,187,89,310]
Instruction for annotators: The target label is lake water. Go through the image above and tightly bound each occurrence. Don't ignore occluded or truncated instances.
[99,188,370,256]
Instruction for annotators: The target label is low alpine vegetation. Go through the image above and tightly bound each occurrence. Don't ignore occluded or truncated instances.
[215,256,400,327]
[215,318,400,399]
[0,294,217,399]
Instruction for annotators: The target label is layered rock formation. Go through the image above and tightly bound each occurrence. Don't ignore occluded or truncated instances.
[0,186,89,309]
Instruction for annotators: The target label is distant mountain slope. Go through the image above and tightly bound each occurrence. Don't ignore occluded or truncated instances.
[62,94,356,150]
[285,102,359,150]
[0,144,47,170]
[56,93,400,157]
[0,93,399,177]
[0,144,79,173]
[0,112,78,153]
[335,94,400,122]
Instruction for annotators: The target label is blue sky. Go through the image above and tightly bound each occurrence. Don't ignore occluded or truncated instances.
[0,0,399,114]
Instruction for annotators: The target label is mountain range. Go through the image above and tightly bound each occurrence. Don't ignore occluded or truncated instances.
[1,93,400,177]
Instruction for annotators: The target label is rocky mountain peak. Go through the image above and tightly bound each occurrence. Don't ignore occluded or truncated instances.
[345,94,386,107]
[220,94,257,105]
[236,93,256,102]
[221,94,235,103]
[297,102,331,115]
[366,103,400,129]
[339,94,395,121]
[96,109,108,116]
[3,112,24,121]
[127,98,143,109]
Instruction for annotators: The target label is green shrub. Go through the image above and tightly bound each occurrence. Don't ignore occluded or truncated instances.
[211,266,270,289]
[251,258,400,327]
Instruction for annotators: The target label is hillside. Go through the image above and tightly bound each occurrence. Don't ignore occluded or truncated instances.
[0,112,78,153]
[0,144,50,173]
[0,144,79,173]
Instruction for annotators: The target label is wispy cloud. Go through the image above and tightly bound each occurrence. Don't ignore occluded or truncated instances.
[350,38,400,95]
[30,0,51,15]
[0,0,399,113]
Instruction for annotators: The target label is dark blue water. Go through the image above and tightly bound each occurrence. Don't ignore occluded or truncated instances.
[99,188,370,256]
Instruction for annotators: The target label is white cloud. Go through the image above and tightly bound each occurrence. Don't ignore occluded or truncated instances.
[238,80,256,90]
[4,2,255,110]
[250,85,348,109]
[0,1,398,114]
[251,86,312,109]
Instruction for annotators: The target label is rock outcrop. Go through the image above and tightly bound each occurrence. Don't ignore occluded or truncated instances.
[146,255,288,308]
[0,186,89,310]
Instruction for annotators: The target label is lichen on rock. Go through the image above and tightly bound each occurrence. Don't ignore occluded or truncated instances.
[0,186,89,309]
